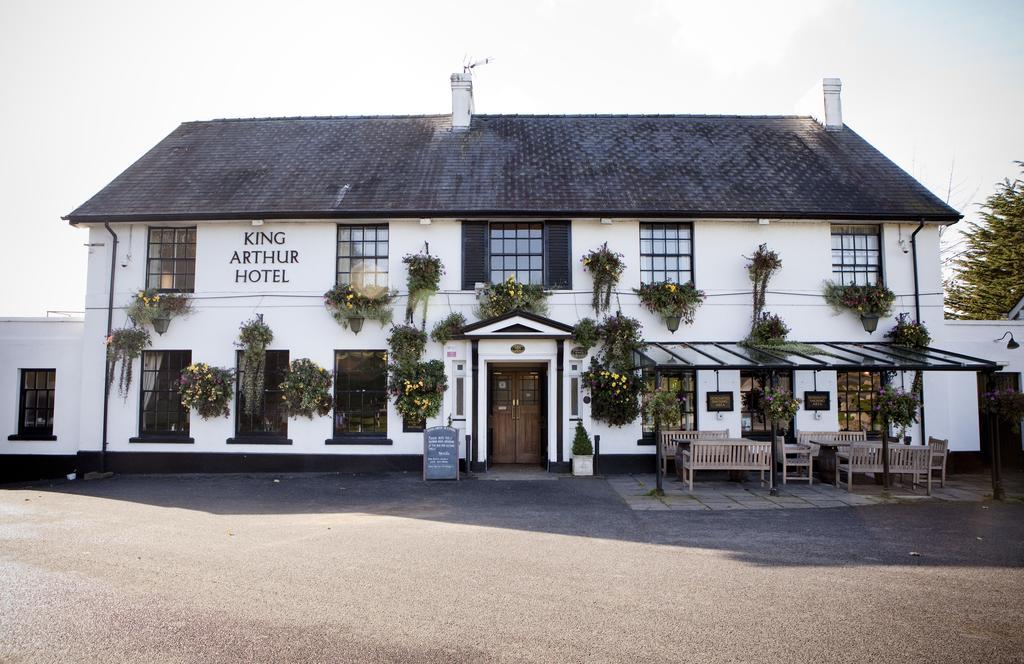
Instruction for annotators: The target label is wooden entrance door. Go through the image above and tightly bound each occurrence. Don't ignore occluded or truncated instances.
[490,368,544,464]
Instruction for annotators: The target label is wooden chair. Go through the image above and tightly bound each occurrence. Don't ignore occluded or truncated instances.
[922,437,949,488]
[659,430,728,477]
[775,435,814,484]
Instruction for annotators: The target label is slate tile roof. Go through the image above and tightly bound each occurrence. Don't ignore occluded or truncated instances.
[65,114,960,223]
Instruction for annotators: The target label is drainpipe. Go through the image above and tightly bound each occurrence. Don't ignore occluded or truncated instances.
[909,220,926,445]
[100,222,119,474]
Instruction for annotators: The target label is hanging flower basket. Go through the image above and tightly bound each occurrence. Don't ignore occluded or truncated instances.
[822,281,896,333]
[236,317,274,417]
[403,252,445,324]
[746,312,790,346]
[105,327,151,400]
[582,363,643,426]
[126,288,191,335]
[635,281,706,333]
[324,283,395,332]
[981,388,1024,433]
[757,386,801,432]
[475,276,548,319]
[430,312,467,345]
[178,363,234,419]
[581,243,625,314]
[388,360,448,421]
[884,312,931,348]
[279,358,333,419]
[643,386,684,430]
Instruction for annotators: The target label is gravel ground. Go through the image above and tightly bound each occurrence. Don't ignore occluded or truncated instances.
[1,473,1022,663]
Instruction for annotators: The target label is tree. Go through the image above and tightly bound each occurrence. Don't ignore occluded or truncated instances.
[946,163,1024,319]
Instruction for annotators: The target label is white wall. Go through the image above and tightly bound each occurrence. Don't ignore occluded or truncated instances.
[8,215,1010,464]
[0,318,84,456]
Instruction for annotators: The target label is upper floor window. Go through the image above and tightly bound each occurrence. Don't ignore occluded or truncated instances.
[236,350,289,439]
[17,369,56,439]
[140,351,191,437]
[489,223,543,285]
[640,223,693,284]
[837,370,882,435]
[831,225,881,286]
[334,350,388,438]
[147,227,196,292]
[337,224,389,288]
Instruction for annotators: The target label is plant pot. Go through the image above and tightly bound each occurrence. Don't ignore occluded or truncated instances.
[860,313,880,334]
[664,315,681,333]
[572,455,594,476]
[348,316,364,334]
[151,314,171,335]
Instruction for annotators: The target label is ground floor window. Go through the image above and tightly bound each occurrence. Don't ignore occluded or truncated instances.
[642,370,696,434]
[741,371,793,436]
[236,350,289,438]
[140,351,191,436]
[18,369,56,437]
[334,351,388,437]
[837,370,882,434]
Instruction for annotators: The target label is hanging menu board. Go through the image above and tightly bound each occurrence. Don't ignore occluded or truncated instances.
[706,391,734,412]
[804,391,831,411]
[423,426,460,481]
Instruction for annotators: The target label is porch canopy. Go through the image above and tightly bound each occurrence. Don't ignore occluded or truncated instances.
[633,341,999,373]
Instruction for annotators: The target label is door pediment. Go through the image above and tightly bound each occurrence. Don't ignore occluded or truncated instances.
[459,309,573,339]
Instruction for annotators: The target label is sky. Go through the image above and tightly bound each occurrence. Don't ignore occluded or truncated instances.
[1,0,1021,316]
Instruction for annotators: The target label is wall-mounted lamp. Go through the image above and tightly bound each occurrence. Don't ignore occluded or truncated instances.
[419,218,432,225]
[600,218,613,225]
[995,331,1020,350]
[758,218,770,225]
[251,219,264,226]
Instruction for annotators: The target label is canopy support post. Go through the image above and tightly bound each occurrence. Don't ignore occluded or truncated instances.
[654,369,664,496]
[985,371,1005,501]
[769,370,779,496]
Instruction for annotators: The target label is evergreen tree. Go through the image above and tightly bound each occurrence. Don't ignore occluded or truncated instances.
[946,163,1024,319]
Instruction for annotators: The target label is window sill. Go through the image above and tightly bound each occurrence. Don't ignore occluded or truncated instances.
[325,437,393,446]
[8,434,57,441]
[226,437,292,445]
[129,436,194,444]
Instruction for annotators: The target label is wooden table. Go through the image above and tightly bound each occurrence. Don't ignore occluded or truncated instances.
[808,438,845,484]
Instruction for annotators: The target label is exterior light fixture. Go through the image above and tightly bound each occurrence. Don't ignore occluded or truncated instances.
[151,314,171,335]
[600,218,613,225]
[665,315,681,333]
[348,317,364,334]
[995,331,1020,350]
[860,314,880,334]
[251,219,264,226]
[419,218,432,225]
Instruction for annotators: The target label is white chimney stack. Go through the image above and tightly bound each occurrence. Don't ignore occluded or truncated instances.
[451,72,474,129]
[822,77,843,130]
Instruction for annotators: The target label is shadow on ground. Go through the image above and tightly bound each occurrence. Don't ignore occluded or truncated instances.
[7,472,1024,569]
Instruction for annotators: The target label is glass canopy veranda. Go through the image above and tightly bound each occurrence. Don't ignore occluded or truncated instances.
[633,341,999,373]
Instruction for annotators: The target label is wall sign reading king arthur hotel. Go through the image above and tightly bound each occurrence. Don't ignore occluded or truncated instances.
[230,230,300,284]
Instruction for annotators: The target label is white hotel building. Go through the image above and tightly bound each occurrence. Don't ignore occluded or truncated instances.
[1,75,1021,482]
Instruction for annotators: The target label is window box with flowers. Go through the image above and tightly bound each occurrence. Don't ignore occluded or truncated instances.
[324,283,395,333]
[280,358,333,419]
[635,281,706,333]
[178,363,234,419]
[126,288,192,335]
[822,281,897,333]
[476,276,548,319]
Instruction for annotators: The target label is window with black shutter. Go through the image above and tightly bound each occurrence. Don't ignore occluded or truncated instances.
[462,220,572,290]
[461,221,488,290]
[543,220,572,289]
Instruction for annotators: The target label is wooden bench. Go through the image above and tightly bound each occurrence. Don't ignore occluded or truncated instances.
[835,443,933,495]
[659,430,728,477]
[676,439,771,491]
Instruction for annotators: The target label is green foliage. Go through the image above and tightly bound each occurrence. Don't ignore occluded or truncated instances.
[596,312,646,372]
[746,312,790,345]
[571,317,601,352]
[582,362,643,427]
[571,421,593,456]
[237,318,274,417]
[125,289,192,327]
[403,252,445,323]
[388,359,448,421]
[430,312,467,345]
[105,327,151,400]
[279,358,333,419]
[885,313,931,348]
[643,386,683,430]
[581,243,625,314]
[745,243,782,322]
[946,164,1024,319]
[875,385,919,432]
[387,324,428,367]
[757,386,801,432]
[178,363,234,419]
[634,281,706,323]
[822,281,896,317]
[476,276,548,318]
[982,388,1024,433]
[323,283,396,329]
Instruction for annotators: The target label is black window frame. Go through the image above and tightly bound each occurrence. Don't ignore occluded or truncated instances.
[740,371,794,438]
[332,350,389,441]
[830,224,882,286]
[488,222,544,285]
[137,350,192,439]
[146,227,197,293]
[15,368,56,439]
[233,349,290,442]
[837,370,883,436]
[336,224,389,288]
[639,222,694,285]
[640,369,697,442]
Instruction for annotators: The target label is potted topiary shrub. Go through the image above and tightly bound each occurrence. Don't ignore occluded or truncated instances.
[571,421,594,476]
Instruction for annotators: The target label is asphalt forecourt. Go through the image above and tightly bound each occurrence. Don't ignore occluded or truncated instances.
[2,473,1022,663]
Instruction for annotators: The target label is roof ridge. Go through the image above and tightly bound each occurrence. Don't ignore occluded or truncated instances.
[187,113,814,124]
